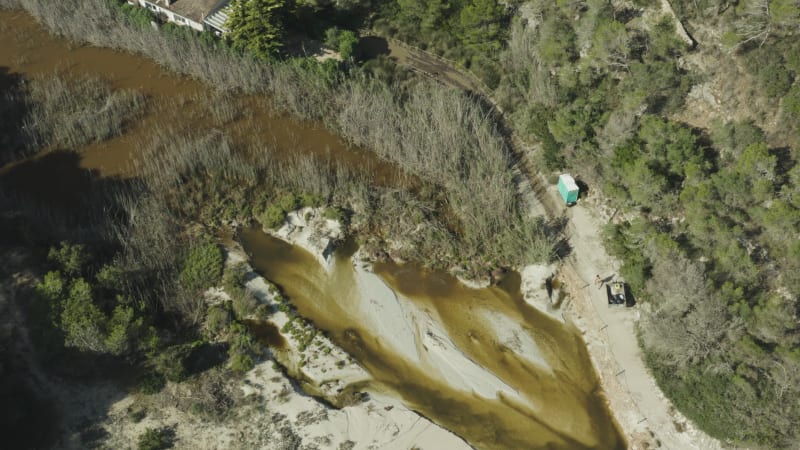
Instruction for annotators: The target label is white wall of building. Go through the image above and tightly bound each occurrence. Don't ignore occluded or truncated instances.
[139,0,205,32]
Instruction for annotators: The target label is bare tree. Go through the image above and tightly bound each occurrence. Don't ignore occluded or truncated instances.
[734,0,772,47]
[641,253,743,367]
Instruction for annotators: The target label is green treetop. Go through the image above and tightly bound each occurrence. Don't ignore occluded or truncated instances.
[226,0,287,59]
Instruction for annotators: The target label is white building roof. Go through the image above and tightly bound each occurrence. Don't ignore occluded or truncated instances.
[204,3,231,32]
[559,174,579,192]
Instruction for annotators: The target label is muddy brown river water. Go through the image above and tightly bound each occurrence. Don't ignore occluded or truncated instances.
[240,228,625,450]
[1,8,624,449]
[0,9,401,183]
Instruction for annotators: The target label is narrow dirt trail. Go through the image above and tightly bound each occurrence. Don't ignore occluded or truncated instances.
[380,36,725,450]
[361,36,488,96]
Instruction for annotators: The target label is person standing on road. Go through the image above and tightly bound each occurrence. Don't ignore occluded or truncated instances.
[595,274,602,289]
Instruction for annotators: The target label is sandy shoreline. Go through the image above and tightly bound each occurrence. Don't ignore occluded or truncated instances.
[258,208,540,407]
[243,196,727,450]
[259,207,539,406]
[249,207,629,449]
[233,208,474,449]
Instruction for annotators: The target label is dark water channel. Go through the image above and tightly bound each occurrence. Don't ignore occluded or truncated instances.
[0,8,624,450]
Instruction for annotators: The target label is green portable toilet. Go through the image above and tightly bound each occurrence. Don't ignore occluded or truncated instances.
[557,174,579,205]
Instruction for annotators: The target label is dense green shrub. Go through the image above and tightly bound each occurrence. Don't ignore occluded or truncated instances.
[47,241,88,276]
[646,352,799,446]
[297,192,323,207]
[537,14,577,67]
[259,204,286,229]
[138,373,167,395]
[137,427,174,450]
[233,293,260,319]
[276,193,298,212]
[711,119,766,159]
[224,264,261,320]
[227,322,258,373]
[783,84,800,120]
[324,27,359,60]
[179,243,224,292]
[204,305,231,337]
[225,0,286,60]
[152,344,192,382]
[111,0,154,29]
[35,243,154,356]
[323,206,345,221]
[745,46,796,98]
[229,352,254,373]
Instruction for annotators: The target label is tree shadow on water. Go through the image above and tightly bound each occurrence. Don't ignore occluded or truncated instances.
[0,149,138,245]
[0,66,33,166]
[357,36,390,60]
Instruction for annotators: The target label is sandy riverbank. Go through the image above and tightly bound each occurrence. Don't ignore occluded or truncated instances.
[82,356,470,450]
[231,209,474,449]
[261,207,538,408]
[248,206,624,449]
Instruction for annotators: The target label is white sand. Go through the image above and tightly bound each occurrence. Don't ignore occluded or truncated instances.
[350,256,531,407]
[91,356,469,450]
[519,263,564,323]
[224,244,472,450]
[240,361,471,450]
[480,309,552,373]
[270,207,343,271]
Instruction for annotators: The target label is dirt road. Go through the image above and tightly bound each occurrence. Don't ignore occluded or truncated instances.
[359,36,488,96]
[544,184,724,450]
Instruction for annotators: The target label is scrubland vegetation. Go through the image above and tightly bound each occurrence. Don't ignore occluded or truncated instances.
[370,0,514,86]
[2,0,799,447]
[487,0,798,446]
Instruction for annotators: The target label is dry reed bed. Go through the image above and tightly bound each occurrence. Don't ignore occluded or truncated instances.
[1,71,145,162]
[1,0,555,269]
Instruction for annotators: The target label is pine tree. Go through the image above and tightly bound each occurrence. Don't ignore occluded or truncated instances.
[226,0,286,59]
[458,0,505,52]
